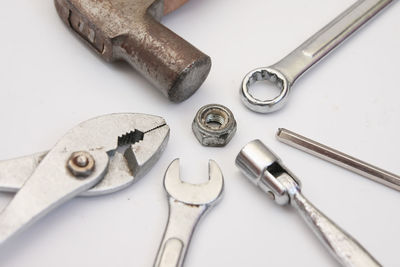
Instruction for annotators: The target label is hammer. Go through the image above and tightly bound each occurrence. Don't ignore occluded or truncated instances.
[55,0,211,102]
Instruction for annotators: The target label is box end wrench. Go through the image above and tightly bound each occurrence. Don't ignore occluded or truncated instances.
[241,0,393,113]
[154,159,224,267]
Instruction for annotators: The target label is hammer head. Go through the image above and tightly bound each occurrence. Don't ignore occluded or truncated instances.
[55,0,211,102]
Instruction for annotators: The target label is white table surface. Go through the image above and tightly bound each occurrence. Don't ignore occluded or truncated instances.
[1,0,399,266]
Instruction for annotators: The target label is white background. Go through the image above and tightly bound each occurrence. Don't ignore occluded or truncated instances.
[1,0,399,266]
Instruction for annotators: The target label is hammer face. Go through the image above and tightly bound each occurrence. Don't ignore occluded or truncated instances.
[55,0,211,103]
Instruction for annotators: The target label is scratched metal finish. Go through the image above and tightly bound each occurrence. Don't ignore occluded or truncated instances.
[54,0,211,102]
[236,140,381,267]
[291,192,381,267]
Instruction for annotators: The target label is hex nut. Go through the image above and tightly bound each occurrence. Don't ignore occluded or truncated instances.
[67,151,95,178]
[192,104,237,147]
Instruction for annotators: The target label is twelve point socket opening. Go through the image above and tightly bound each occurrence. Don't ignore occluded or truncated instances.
[246,69,284,101]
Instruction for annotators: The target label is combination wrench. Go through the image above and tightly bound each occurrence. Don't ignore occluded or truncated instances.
[154,159,224,267]
[241,0,393,113]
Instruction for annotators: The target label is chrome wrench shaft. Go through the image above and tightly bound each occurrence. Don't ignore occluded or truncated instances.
[155,199,208,267]
[241,0,393,113]
[154,159,224,267]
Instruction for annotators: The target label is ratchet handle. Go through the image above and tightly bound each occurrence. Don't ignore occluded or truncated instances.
[154,198,207,267]
[273,0,393,84]
[292,192,381,267]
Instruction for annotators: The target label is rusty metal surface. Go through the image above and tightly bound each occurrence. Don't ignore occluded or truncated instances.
[192,104,237,147]
[55,0,211,102]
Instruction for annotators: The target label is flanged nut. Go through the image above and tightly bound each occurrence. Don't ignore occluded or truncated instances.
[192,104,237,147]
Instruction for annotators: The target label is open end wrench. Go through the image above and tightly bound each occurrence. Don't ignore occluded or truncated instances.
[241,0,393,113]
[236,140,381,267]
[154,159,224,267]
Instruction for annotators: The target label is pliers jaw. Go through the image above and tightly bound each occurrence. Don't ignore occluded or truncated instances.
[0,113,169,196]
[86,114,170,196]
[0,113,169,246]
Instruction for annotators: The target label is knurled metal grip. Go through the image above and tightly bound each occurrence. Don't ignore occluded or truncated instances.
[55,0,211,102]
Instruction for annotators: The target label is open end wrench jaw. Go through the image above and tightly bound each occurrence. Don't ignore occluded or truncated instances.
[163,159,224,206]
[155,159,224,267]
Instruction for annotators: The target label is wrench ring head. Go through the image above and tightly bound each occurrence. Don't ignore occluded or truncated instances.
[241,67,290,113]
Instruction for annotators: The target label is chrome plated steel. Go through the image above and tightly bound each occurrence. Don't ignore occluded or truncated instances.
[277,128,400,192]
[236,140,381,267]
[154,159,224,267]
[241,0,393,113]
[0,113,169,246]
[0,114,169,196]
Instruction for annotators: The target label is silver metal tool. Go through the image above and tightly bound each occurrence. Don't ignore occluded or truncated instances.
[236,140,381,267]
[154,159,224,267]
[0,113,169,246]
[0,114,169,197]
[277,128,400,192]
[241,0,393,113]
